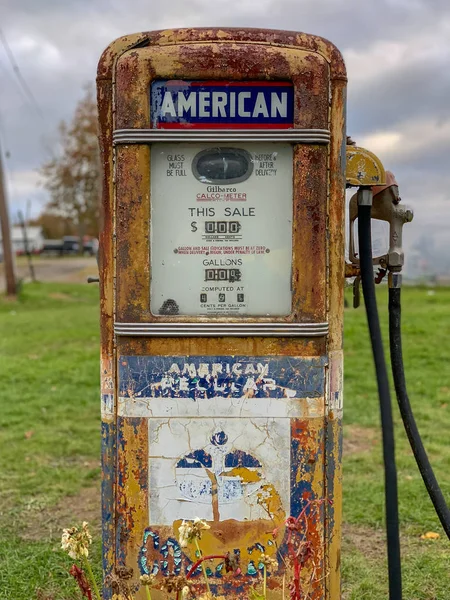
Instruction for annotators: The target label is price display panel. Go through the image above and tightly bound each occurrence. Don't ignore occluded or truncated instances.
[150,143,293,316]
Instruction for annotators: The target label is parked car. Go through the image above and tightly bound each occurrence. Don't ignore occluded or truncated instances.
[41,240,64,255]
[62,236,80,255]
[83,238,99,256]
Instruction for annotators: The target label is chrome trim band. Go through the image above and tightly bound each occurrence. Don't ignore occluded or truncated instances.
[113,129,331,144]
[114,322,329,337]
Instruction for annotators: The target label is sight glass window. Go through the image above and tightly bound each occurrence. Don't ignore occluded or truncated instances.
[192,147,253,184]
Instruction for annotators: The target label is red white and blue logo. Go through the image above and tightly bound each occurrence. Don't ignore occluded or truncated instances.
[151,80,294,129]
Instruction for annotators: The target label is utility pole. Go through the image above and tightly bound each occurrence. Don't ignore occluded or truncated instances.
[18,209,36,282]
[0,140,17,296]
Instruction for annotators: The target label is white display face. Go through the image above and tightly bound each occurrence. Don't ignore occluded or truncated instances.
[150,143,293,316]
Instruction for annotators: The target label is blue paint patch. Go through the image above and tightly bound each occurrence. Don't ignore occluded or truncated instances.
[225,450,261,468]
[143,529,160,550]
[119,355,327,399]
[211,431,228,446]
[101,393,113,415]
[115,516,126,565]
[290,423,315,519]
[176,449,212,468]
[223,581,246,595]
[248,543,265,554]
[101,420,115,600]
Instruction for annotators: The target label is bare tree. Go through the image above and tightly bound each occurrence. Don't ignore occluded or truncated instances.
[40,85,100,243]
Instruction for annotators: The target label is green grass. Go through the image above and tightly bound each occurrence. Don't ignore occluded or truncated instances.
[0,282,449,599]
[343,285,450,598]
[0,283,102,599]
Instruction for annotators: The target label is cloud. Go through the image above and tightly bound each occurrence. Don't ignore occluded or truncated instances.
[13,35,63,70]
[1,0,449,274]
[359,118,450,169]
[3,167,47,220]
[358,131,403,156]
[345,15,450,134]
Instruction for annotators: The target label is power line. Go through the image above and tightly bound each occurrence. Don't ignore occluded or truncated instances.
[0,53,30,105]
[0,27,45,122]
[0,32,55,161]
[0,112,16,207]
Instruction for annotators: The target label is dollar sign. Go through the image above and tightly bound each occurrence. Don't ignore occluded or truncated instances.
[191,221,197,232]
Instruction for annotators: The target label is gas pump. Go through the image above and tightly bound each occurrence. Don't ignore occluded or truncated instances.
[96,27,448,600]
[97,28,345,600]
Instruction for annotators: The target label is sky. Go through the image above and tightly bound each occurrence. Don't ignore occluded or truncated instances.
[1,0,450,276]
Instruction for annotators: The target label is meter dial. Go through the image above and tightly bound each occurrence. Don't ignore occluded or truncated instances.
[192,147,253,184]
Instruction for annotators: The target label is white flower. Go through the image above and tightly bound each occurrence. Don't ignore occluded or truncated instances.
[260,553,278,570]
[193,517,210,531]
[140,573,157,586]
[178,518,210,548]
[61,522,92,560]
[178,520,193,548]
[181,585,191,599]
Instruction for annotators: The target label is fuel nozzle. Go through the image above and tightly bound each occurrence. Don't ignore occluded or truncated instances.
[371,172,414,277]
[348,171,414,283]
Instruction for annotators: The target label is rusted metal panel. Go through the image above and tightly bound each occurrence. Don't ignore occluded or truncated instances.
[292,145,327,323]
[115,144,151,321]
[116,416,149,585]
[325,76,346,600]
[114,45,330,131]
[97,28,346,82]
[97,72,117,598]
[117,337,327,360]
[97,27,346,600]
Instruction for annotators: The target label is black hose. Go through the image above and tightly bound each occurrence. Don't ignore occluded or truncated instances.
[389,286,450,539]
[358,202,402,600]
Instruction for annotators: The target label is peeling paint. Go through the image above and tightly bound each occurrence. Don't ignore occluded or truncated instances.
[328,351,343,418]
[115,356,327,596]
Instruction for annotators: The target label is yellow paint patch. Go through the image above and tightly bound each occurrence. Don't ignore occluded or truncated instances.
[224,467,262,483]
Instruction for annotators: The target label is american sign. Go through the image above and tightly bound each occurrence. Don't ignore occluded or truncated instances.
[151,81,294,128]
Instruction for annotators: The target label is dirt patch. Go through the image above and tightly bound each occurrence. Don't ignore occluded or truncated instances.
[48,292,76,301]
[1,257,98,292]
[343,425,380,455]
[21,482,101,542]
[342,522,386,560]
[343,522,434,563]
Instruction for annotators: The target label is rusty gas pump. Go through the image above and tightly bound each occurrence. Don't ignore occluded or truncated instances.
[97,27,346,600]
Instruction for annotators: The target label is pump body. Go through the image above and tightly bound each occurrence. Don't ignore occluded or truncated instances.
[97,28,346,599]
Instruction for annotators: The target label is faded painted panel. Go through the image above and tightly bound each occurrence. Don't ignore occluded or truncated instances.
[149,417,290,524]
[119,395,325,418]
[118,355,327,418]
[119,355,327,397]
[117,355,327,597]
